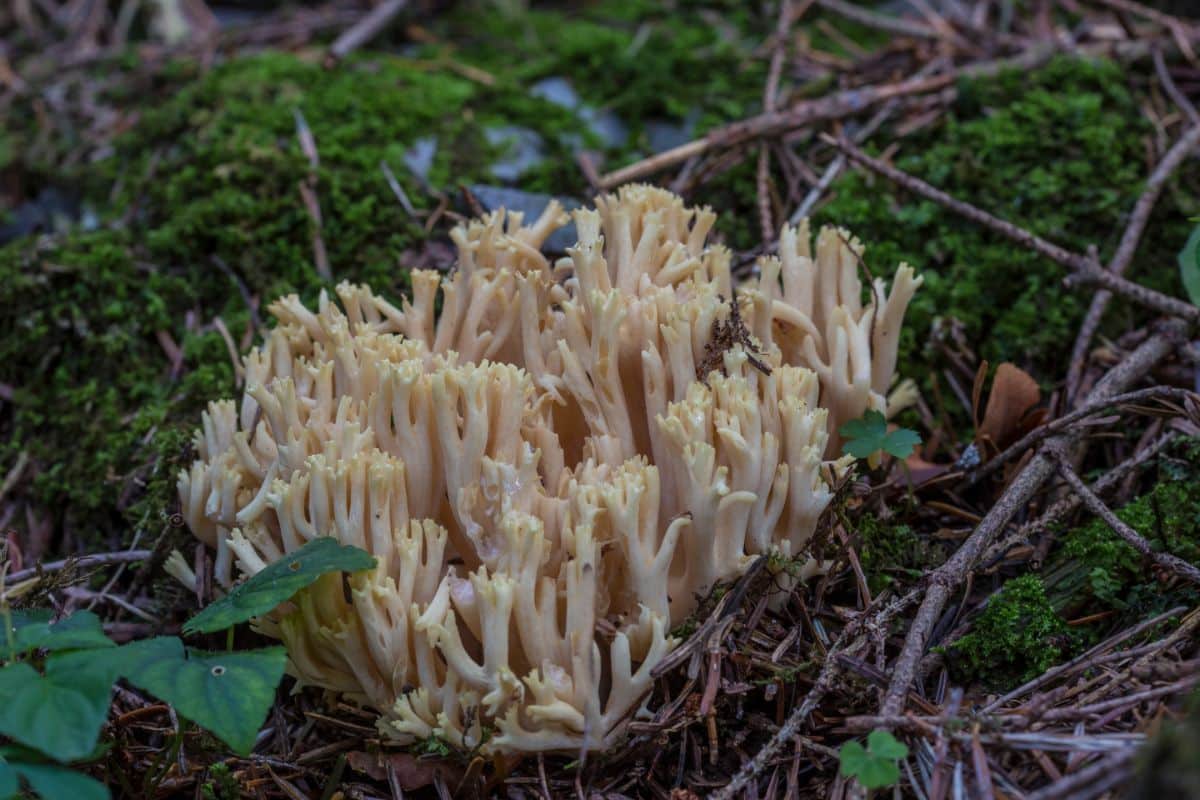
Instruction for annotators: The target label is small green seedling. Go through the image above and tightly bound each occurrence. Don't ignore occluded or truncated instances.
[839,728,910,790]
[0,537,375,800]
[185,537,376,634]
[839,410,922,460]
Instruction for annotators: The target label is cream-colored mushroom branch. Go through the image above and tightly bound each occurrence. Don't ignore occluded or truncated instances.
[172,185,921,754]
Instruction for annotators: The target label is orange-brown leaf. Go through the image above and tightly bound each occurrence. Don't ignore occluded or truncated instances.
[978,363,1042,450]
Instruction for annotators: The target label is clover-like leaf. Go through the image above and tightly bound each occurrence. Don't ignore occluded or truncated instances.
[0,609,115,661]
[118,636,286,755]
[1178,223,1200,307]
[183,537,375,635]
[0,762,110,800]
[839,409,922,460]
[839,729,909,789]
[867,729,909,760]
[0,656,116,761]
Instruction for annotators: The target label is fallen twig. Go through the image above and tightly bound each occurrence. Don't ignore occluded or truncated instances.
[599,72,954,188]
[814,0,941,40]
[967,385,1197,485]
[6,550,154,584]
[826,135,1200,324]
[326,0,408,64]
[979,431,1178,567]
[1066,123,1200,401]
[1052,455,1200,585]
[879,320,1188,717]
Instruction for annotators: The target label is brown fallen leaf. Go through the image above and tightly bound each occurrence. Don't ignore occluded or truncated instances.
[978,362,1045,453]
[903,454,952,486]
[347,749,462,792]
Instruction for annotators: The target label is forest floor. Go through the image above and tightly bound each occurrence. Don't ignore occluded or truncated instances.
[2,0,1200,798]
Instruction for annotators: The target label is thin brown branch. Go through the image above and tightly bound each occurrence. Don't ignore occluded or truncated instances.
[1154,47,1200,125]
[827,135,1200,324]
[968,385,1197,484]
[1053,456,1200,585]
[6,550,154,584]
[1018,747,1138,800]
[327,0,408,64]
[790,58,949,222]
[599,72,954,188]
[1066,123,1200,401]
[814,0,941,39]
[879,321,1188,717]
[978,431,1177,567]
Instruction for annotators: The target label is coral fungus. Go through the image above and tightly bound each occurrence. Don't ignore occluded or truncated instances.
[174,185,920,753]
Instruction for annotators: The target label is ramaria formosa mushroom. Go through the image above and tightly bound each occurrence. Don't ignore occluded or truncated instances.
[173,185,921,754]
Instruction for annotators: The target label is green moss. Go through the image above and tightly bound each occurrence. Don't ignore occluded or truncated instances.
[0,231,235,539]
[1044,440,1200,631]
[855,516,945,595]
[106,51,590,300]
[815,57,1198,413]
[428,0,766,135]
[2,49,592,548]
[200,762,240,800]
[946,575,1073,689]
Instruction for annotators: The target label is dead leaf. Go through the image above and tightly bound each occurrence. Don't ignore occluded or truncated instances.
[978,363,1044,452]
[347,750,461,792]
[903,454,951,486]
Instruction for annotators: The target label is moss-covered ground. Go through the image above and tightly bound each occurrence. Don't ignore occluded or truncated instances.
[1,0,1198,725]
[945,438,1200,689]
[1,0,770,551]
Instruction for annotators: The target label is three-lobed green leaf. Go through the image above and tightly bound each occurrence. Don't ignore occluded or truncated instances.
[839,729,910,789]
[0,761,109,800]
[1178,223,1200,307]
[183,537,376,635]
[839,410,922,460]
[0,610,115,661]
[0,538,372,787]
[0,656,116,762]
[116,637,287,755]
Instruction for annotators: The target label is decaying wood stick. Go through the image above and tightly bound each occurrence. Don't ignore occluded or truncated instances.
[978,431,1177,567]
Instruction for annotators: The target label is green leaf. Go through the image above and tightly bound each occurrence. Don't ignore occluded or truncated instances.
[0,656,115,761]
[0,762,110,800]
[0,762,18,798]
[867,729,909,760]
[0,610,115,660]
[839,729,908,790]
[119,637,286,755]
[1178,223,1200,307]
[839,410,922,460]
[183,537,375,635]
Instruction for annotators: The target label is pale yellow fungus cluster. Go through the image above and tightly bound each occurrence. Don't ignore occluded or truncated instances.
[171,185,920,754]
